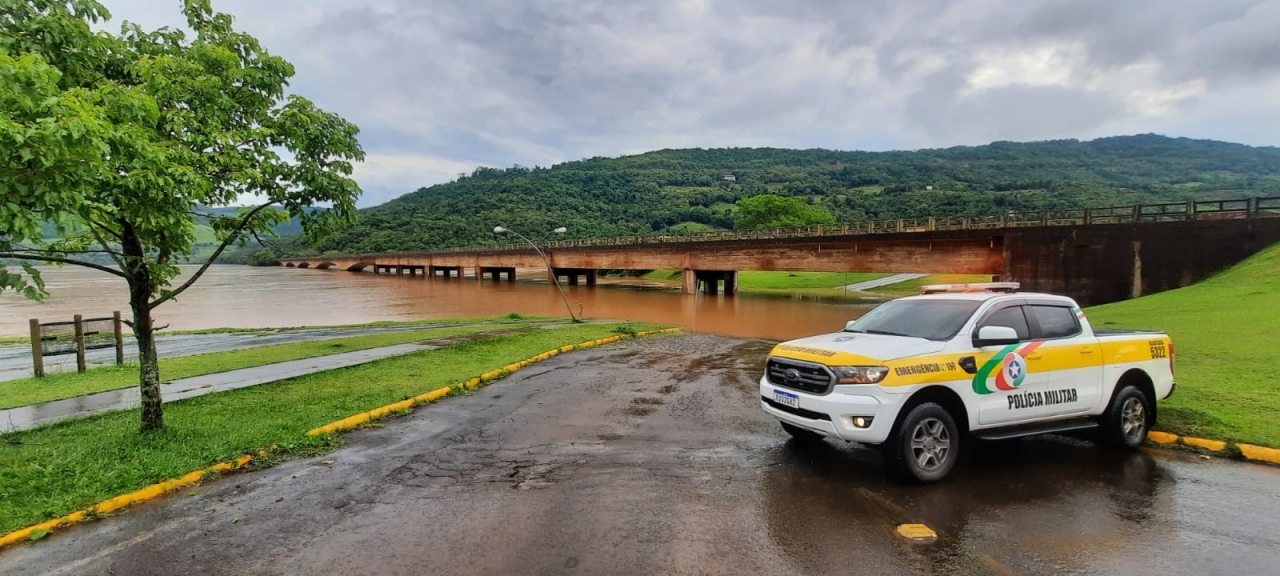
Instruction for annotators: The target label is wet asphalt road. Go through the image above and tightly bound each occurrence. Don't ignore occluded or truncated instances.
[3,334,1279,575]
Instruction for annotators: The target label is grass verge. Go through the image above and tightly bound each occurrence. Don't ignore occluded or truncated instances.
[0,320,546,409]
[868,274,996,296]
[0,321,660,534]
[1087,243,1280,447]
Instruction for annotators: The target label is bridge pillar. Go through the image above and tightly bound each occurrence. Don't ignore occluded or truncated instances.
[552,268,595,287]
[691,270,737,297]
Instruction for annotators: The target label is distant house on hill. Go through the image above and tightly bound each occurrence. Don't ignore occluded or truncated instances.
[722,173,737,182]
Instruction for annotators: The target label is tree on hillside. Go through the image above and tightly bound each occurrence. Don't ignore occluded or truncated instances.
[0,0,364,431]
[734,194,836,230]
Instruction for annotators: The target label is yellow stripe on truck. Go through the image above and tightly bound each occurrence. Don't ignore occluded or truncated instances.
[768,344,882,366]
[771,336,1166,388]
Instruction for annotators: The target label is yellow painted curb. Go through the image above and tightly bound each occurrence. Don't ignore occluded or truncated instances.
[1238,443,1280,465]
[304,327,680,437]
[896,523,937,541]
[1149,430,1280,467]
[0,449,268,549]
[1181,436,1228,452]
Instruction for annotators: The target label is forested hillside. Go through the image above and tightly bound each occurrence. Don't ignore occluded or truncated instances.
[265,134,1280,259]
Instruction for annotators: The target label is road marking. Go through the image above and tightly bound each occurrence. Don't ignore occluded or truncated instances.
[1147,431,1179,444]
[896,523,937,541]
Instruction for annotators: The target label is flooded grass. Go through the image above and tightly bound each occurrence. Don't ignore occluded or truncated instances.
[1088,243,1280,447]
[0,321,662,535]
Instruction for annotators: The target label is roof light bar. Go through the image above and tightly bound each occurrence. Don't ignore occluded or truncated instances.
[919,282,1021,295]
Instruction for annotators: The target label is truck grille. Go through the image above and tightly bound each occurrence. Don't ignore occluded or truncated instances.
[767,357,834,395]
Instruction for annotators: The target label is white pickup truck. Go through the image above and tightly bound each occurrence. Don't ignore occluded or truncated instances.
[760,283,1175,483]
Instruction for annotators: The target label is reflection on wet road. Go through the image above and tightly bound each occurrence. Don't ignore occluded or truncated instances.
[2,334,1277,575]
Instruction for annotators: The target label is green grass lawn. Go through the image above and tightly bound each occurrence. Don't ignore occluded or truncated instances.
[0,320,547,409]
[869,274,997,296]
[1087,243,1280,447]
[0,321,658,534]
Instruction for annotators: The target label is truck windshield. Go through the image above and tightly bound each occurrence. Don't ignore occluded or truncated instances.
[845,299,983,341]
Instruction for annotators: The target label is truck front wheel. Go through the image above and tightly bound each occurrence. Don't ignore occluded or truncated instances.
[882,402,960,483]
[1102,385,1152,449]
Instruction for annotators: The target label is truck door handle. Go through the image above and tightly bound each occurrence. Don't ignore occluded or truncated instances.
[1080,348,1095,354]
[1026,353,1043,360]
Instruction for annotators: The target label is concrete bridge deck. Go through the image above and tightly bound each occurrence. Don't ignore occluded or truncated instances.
[282,197,1280,305]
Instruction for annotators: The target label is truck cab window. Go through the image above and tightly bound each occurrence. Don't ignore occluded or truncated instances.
[1031,305,1081,339]
[979,305,1030,340]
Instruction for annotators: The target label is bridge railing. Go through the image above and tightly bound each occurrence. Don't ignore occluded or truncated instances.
[317,196,1280,259]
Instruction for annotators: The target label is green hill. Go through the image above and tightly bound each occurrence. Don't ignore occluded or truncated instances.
[278,134,1280,257]
[1088,243,1280,447]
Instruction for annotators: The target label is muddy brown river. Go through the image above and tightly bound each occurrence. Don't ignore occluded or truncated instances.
[0,265,877,340]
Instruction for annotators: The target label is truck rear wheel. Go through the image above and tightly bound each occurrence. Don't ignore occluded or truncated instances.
[780,421,824,443]
[1102,385,1152,449]
[882,402,959,483]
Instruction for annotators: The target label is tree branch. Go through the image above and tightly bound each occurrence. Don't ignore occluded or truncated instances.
[0,252,127,278]
[84,223,129,273]
[149,201,277,309]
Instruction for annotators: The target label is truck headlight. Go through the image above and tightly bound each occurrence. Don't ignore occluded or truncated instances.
[832,366,889,384]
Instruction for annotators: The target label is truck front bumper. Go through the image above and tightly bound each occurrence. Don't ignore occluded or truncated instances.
[759,376,906,444]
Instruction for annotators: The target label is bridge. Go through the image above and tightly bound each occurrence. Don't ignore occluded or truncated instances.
[281,197,1280,305]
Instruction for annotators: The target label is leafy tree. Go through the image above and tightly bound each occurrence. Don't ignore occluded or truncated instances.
[0,0,364,431]
[734,194,836,229]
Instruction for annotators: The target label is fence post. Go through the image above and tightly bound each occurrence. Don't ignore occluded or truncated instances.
[1084,208,1092,225]
[1249,197,1258,218]
[29,318,43,378]
[113,310,124,365]
[1186,200,1195,221]
[74,314,86,373]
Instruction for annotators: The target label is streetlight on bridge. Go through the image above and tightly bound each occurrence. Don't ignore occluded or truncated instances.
[493,225,579,322]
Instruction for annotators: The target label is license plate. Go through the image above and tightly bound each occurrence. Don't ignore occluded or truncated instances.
[773,390,799,409]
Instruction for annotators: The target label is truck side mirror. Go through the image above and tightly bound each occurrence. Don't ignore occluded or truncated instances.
[974,325,1019,347]
[844,320,859,332]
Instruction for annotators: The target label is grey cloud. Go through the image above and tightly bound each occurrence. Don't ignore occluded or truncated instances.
[96,0,1280,206]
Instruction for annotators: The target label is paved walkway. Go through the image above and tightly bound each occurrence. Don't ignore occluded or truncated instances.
[840,272,927,292]
[0,324,481,382]
[0,342,435,433]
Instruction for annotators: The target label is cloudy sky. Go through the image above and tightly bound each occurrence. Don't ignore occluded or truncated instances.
[102,0,1280,206]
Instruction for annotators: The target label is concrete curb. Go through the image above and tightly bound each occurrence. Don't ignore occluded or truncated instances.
[0,447,274,549]
[305,328,680,437]
[1148,429,1280,465]
[0,327,679,550]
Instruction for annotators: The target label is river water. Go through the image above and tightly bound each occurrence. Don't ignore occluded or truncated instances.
[0,266,878,341]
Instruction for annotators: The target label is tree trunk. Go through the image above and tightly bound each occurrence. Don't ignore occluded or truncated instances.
[131,280,164,432]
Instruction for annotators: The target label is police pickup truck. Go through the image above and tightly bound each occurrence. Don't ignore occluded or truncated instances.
[760,283,1175,483]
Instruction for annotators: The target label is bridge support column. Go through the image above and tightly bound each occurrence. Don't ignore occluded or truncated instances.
[552,268,594,287]
[690,270,738,297]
